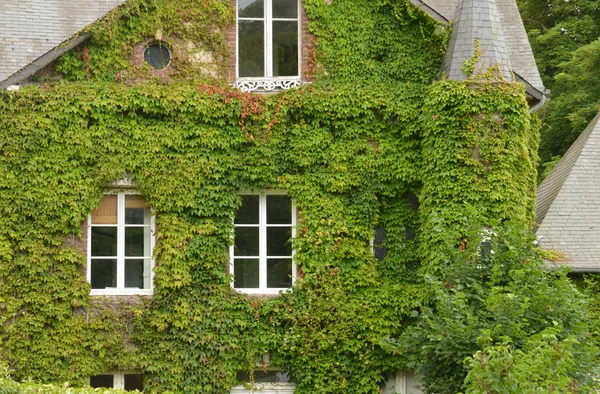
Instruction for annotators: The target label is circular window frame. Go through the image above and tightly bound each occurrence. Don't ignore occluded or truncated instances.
[143,41,172,71]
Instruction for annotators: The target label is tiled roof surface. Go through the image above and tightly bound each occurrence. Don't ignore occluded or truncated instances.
[422,0,545,93]
[442,0,513,81]
[536,111,600,272]
[0,0,126,83]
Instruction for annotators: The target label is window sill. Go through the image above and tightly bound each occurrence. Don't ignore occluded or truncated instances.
[230,383,296,394]
[90,289,153,296]
[233,78,303,93]
[234,288,292,296]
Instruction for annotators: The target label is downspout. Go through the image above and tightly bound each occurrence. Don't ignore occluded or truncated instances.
[529,92,547,114]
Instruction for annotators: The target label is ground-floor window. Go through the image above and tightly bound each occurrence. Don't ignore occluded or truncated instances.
[89,372,143,391]
[231,370,295,393]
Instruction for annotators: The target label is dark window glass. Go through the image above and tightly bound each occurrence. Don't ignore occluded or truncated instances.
[374,227,387,261]
[125,208,145,225]
[239,21,265,77]
[239,0,264,18]
[266,227,292,256]
[125,259,145,288]
[267,258,292,288]
[272,21,298,77]
[90,374,114,388]
[272,0,297,18]
[91,259,117,289]
[125,227,146,257]
[267,195,291,224]
[234,259,260,288]
[143,43,171,70]
[237,370,290,383]
[235,195,259,224]
[124,374,144,391]
[235,227,260,256]
[91,227,117,256]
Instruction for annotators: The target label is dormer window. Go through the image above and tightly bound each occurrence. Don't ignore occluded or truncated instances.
[237,0,300,91]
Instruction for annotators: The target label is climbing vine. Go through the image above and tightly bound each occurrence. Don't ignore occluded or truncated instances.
[0,0,539,392]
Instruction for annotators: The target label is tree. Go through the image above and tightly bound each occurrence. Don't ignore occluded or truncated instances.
[383,221,599,393]
[517,0,600,164]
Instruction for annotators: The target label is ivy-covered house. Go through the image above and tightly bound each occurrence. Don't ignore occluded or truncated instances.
[0,0,545,392]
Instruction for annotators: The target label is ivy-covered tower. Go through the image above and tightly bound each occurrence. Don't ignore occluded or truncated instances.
[419,0,540,273]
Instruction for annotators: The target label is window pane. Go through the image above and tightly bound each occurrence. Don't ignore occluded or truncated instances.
[90,374,114,388]
[124,374,144,391]
[235,195,259,224]
[91,227,117,256]
[235,227,260,256]
[272,0,297,18]
[237,370,290,383]
[125,259,150,289]
[125,195,150,225]
[374,226,387,261]
[125,227,149,257]
[144,43,171,70]
[239,0,264,18]
[272,21,298,77]
[92,195,117,224]
[267,195,291,224]
[91,259,117,289]
[266,227,292,256]
[234,258,260,288]
[267,258,292,288]
[239,21,265,78]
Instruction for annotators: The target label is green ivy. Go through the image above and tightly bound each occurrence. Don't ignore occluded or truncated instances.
[0,0,539,392]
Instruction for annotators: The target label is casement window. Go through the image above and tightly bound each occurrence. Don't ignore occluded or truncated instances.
[89,372,143,390]
[231,192,296,294]
[237,0,300,89]
[231,370,295,394]
[88,192,154,295]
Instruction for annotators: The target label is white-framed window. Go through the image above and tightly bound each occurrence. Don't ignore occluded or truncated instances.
[87,192,155,296]
[231,191,296,294]
[231,370,295,394]
[89,372,144,391]
[237,0,300,80]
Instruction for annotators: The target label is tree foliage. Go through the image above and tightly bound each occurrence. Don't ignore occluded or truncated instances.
[386,222,598,393]
[517,0,600,164]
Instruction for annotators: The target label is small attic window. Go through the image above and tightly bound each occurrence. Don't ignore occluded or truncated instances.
[143,42,171,70]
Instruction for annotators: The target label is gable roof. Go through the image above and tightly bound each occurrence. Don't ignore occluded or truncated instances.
[0,0,126,85]
[411,0,545,97]
[535,111,600,272]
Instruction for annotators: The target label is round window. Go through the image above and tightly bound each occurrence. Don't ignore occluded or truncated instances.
[143,43,171,70]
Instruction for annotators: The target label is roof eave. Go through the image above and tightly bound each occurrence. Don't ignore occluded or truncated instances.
[408,0,449,24]
[1,33,91,90]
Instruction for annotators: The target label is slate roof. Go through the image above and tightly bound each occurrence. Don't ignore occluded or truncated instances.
[0,0,126,84]
[535,111,600,272]
[442,0,513,81]
[412,0,545,96]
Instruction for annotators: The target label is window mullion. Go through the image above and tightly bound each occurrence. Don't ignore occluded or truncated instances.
[265,0,272,78]
[117,193,125,290]
[260,194,267,290]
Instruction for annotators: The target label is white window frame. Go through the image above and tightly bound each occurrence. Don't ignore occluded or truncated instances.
[230,383,296,394]
[231,369,295,394]
[230,190,296,295]
[89,371,143,390]
[236,0,302,91]
[87,191,155,296]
